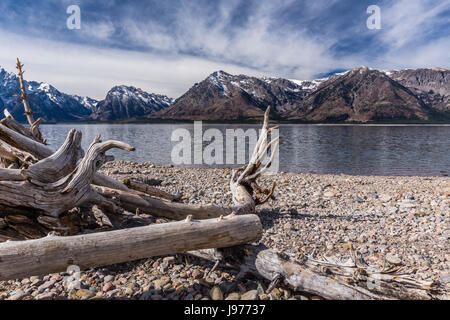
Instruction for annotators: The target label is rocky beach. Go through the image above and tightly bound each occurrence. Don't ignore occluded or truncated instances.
[0,161,449,300]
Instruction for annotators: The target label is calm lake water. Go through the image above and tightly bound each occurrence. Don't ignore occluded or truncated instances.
[41,124,450,177]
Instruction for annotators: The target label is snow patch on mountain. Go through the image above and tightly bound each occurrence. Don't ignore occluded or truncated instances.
[207,71,232,97]
[288,78,327,91]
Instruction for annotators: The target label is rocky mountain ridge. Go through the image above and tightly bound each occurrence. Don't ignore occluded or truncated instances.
[1,65,449,123]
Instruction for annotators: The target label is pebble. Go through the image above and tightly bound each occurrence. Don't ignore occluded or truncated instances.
[270,288,282,300]
[192,269,203,279]
[38,280,56,292]
[210,286,223,300]
[153,279,168,288]
[225,292,240,300]
[102,282,114,292]
[7,290,25,300]
[36,292,55,300]
[76,289,95,300]
[323,191,335,198]
[240,290,259,300]
[386,253,402,265]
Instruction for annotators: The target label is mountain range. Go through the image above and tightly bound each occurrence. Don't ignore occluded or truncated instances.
[0,65,449,123]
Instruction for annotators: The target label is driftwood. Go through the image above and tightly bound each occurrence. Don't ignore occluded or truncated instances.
[0,119,130,190]
[14,58,44,143]
[0,214,262,281]
[0,135,134,218]
[93,185,231,220]
[122,178,182,201]
[230,107,278,215]
[188,245,444,300]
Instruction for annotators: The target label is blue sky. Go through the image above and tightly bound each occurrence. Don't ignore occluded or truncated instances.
[0,0,449,99]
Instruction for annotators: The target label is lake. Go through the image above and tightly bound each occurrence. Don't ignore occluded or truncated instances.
[40,123,450,177]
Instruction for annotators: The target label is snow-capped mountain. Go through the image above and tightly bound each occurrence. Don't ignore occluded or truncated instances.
[0,67,173,122]
[0,66,95,122]
[154,67,450,122]
[284,66,430,122]
[1,64,449,123]
[154,70,310,121]
[90,85,174,121]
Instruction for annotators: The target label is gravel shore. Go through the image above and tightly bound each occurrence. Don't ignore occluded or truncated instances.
[1,161,449,300]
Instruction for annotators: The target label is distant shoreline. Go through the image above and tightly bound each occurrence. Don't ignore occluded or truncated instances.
[108,162,450,178]
[34,118,450,125]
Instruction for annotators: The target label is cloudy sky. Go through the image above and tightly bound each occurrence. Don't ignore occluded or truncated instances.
[0,0,449,100]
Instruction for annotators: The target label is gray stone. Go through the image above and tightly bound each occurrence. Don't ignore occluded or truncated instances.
[210,286,223,300]
[386,253,402,265]
[225,292,240,300]
[240,290,258,300]
[38,280,56,292]
[7,290,25,300]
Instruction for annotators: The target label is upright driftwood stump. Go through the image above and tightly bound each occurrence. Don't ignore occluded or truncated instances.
[15,58,44,144]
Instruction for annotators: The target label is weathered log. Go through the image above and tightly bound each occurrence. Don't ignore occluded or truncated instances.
[0,138,37,167]
[0,214,262,281]
[0,136,134,217]
[0,123,50,159]
[188,244,444,300]
[0,122,231,223]
[1,112,41,143]
[93,185,231,220]
[122,178,182,201]
[0,168,24,181]
[0,122,132,191]
[23,129,84,183]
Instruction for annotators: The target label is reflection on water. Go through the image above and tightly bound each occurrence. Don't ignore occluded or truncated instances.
[41,123,450,176]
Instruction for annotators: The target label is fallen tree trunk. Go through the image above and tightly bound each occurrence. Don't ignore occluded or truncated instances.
[0,135,134,217]
[1,112,39,143]
[0,121,133,191]
[0,214,262,281]
[93,185,231,220]
[122,178,182,201]
[0,138,38,167]
[188,244,444,300]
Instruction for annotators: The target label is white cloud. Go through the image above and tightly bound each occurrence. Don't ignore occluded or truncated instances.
[381,0,450,49]
[370,0,450,70]
[119,0,348,80]
[381,37,450,69]
[0,30,264,100]
[81,21,116,42]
